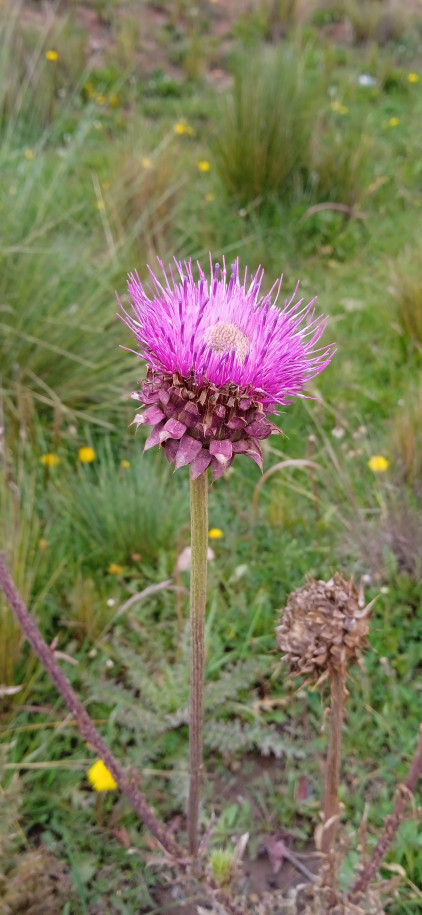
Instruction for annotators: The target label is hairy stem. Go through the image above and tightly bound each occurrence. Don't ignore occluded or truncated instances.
[188,469,208,857]
[321,667,345,899]
[350,723,422,901]
[0,554,186,861]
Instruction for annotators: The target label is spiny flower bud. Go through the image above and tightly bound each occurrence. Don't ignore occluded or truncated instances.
[276,574,371,680]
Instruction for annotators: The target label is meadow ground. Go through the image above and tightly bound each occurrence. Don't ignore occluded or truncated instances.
[1,1,422,912]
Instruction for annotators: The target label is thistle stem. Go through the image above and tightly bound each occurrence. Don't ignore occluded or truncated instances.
[349,722,422,901]
[188,469,208,857]
[321,667,345,897]
[0,554,186,862]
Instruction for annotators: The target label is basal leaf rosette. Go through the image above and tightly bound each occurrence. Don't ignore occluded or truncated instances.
[119,258,334,481]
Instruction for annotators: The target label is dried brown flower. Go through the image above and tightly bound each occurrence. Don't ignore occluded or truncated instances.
[275,574,371,680]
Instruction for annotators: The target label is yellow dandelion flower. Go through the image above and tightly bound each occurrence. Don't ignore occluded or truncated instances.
[388,117,400,127]
[142,157,152,169]
[87,760,117,792]
[40,453,60,467]
[120,459,130,468]
[96,93,106,106]
[368,455,389,473]
[408,73,419,84]
[205,192,215,202]
[209,528,223,539]
[45,50,58,62]
[198,160,211,172]
[108,563,124,575]
[78,446,96,463]
[25,150,34,160]
[174,120,193,136]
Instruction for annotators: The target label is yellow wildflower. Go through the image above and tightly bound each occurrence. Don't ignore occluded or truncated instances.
[78,446,96,463]
[368,455,389,473]
[205,192,215,202]
[40,453,60,467]
[96,200,105,210]
[120,459,130,468]
[108,563,124,575]
[96,93,106,106]
[87,760,117,792]
[330,100,348,115]
[388,117,400,127]
[209,528,223,539]
[45,50,58,62]
[198,160,211,172]
[174,120,193,136]
[142,157,152,169]
[408,73,419,84]
[25,150,34,160]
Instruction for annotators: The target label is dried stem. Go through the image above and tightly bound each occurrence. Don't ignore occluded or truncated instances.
[349,722,422,901]
[321,667,345,899]
[0,553,186,862]
[188,469,208,857]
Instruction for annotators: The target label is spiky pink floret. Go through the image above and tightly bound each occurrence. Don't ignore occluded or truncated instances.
[119,258,334,408]
[119,257,334,480]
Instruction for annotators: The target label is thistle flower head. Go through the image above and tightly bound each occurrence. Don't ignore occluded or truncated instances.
[119,258,334,481]
[276,574,372,680]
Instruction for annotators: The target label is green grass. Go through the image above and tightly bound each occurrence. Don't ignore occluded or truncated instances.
[1,0,422,911]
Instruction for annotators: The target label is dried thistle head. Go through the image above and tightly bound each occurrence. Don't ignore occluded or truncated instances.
[275,574,371,680]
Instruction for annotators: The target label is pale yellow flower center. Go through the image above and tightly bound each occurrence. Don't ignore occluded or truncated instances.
[204,321,250,363]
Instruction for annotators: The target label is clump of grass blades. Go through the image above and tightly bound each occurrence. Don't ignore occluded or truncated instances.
[391,253,422,350]
[0,1,88,143]
[52,445,189,572]
[345,0,410,46]
[309,114,372,207]
[65,572,122,645]
[108,130,186,261]
[213,44,322,206]
[391,384,422,486]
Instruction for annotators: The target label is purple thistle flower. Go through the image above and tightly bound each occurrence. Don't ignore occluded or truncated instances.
[119,257,334,482]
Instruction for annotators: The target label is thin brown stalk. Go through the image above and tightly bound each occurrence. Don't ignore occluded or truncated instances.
[0,553,186,862]
[349,723,422,901]
[321,668,345,901]
[187,470,208,857]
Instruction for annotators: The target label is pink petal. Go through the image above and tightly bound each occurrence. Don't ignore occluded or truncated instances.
[190,450,211,480]
[211,455,234,481]
[209,440,233,463]
[164,438,179,464]
[226,416,247,430]
[175,434,203,469]
[143,405,165,426]
[144,421,166,451]
[159,418,186,443]
[245,417,275,438]
[131,413,145,429]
